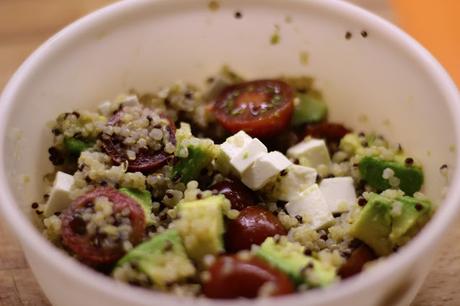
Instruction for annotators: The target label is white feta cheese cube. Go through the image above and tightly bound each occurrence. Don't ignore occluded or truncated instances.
[287,138,331,168]
[122,95,140,107]
[242,151,292,190]
[98,100,112,116]
[230,138,267,173]
[44,171,75,217]
[271,165,317,201]
[285,184,334,230]
[220,131,252,160]
[319,177,357,213]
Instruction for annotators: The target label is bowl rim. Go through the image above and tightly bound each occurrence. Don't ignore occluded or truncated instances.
[1,0,459,304]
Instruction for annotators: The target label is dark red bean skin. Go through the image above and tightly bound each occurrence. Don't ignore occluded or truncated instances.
[338,244,376,279]
[203,256,295,299]
[61,187,145,266]
[101,110,176,173]
[304,122,350,143]
[225,206,287,252]
[210,180,257,210]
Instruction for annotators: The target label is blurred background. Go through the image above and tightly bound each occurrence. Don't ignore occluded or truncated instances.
[0,1,458,306]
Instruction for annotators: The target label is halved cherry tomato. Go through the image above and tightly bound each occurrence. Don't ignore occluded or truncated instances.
[101,110,176,173]
[210,179,258,211]
[213,80,294,137]
[60,187,145,265]
[203,255,294,299]
[304,122,350,143]
[225,206,286,252]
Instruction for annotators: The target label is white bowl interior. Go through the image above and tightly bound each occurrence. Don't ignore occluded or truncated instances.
[1,0,459,306]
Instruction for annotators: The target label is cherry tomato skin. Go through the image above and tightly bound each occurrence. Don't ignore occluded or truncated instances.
[101,110,176,173]
[203,256,295,299]
[213,80,294,137]
[61,187,145,266]
[210,180,258,210]
[338,245,376,279]
[225,206,287,252]
[304,122,350,143]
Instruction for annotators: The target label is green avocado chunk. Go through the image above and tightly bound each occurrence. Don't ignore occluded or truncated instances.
[115,229,195,288]
[119,188,154,225]
[359,156,424,195]
[256,237,336,287]
[292,93,328,126]
[172,144,215,183]
[63,137,93,155]
[175,196,225,262]
[350,193,432,256]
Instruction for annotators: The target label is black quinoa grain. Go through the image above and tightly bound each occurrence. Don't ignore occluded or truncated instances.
[196,193,203,199]
[147,115,153,123]
[440,164,448,170]
[166,192,174,199]
[361,30,368,38]
[31,202,39,209]
[43,194,50,201]
[163,241,174,252]
[35,210,43,215]
[72,111,80,118]
[114,183,120,189]
[293,158,300,165]
[303,249,312,256]
[100,181,108,186]
[48,147,64,165]
[69,215,87,235]
[85,176,91,183]
[234,11,242,19]
[405,157,414,166]
[345,31,352,40]
[280,169,288,176]
[320,234,328,241]
[358,197,367,207]
[333,212,342,218]
[51,128,61,136]
[54,212,61,217]
[415,203,423,211]
[295,215,303,223]
[184,91,193,99]
[358,132,365,137]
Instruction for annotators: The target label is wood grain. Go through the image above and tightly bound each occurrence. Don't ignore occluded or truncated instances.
[0,1,458,305]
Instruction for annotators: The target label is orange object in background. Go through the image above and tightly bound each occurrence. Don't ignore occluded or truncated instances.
[391,0,460,87]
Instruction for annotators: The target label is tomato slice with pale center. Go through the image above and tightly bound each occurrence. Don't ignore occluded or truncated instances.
[213,80,294,137]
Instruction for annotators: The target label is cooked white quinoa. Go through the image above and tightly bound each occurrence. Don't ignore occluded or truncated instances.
[34,69,435,298]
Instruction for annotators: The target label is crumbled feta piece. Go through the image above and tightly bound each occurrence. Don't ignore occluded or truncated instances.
[285,184,334,230]
[122,95,140,107]
[242,151,291,190]
[230,138,267,173]
[271,165,317,201]
[287,138,331,168]
[44,171,75,217]
[97,100,112,116]
[220,131,252,160]
[319,177,357,213]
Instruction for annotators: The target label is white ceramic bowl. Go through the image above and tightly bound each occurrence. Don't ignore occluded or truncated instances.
[1,0,459,305]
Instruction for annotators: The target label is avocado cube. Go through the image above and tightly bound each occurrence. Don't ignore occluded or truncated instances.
[173,143,216,183]
[359,156,424,195]
[63,137,93,155]
[390,196,432,246]
[115,229,195,288]
[175,196,225,262]
[291,93,328,126]
[350,194,393,256]
[256,237,336,287]
[119,188,154,225]
[350,193,433,256]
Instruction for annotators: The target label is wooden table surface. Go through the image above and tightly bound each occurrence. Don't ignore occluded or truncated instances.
[0,1,458,305]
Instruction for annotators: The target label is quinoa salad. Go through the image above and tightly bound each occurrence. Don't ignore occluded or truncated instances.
[33,67,434,299]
